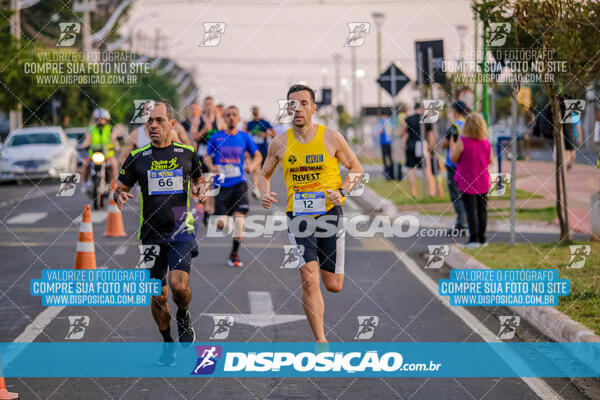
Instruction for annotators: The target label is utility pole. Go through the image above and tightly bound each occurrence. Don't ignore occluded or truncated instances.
[333,53,341,106]
[372,12,385,118]
[9,0,22,131]
[509,91,518,245]
[351,46,357,118]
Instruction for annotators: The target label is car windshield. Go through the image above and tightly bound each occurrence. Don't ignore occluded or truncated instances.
[7,133,61,147]
[66,132,85,142]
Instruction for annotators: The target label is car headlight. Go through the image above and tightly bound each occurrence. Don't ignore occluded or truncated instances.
[92,152,105,165]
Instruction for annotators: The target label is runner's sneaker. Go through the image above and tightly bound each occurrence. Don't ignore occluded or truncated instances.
[252,186,261,200]
[157,342,176,366]
[176,310,196,346]
[228,252,244,267]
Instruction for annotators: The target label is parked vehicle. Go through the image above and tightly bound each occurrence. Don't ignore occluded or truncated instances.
[0,126,77,182]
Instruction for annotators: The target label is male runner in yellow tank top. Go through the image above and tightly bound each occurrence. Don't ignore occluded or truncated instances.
[259,84,364,342]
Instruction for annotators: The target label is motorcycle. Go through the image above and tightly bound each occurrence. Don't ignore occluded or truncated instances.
[87,145,112,210]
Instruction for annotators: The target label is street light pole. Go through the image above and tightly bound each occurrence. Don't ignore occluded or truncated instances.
[351,46,357,118]
[372,12,385,118]
[333,53,341,106]
[9,0,22,131]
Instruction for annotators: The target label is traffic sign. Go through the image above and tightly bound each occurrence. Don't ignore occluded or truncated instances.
[376,63,410,98]
[415,40,446,85]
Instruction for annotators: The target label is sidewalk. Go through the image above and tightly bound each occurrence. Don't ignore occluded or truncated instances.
[353,143,598,234]
[504,160,598,234]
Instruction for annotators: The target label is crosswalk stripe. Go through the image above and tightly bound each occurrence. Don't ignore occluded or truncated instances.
[6,212,48,224]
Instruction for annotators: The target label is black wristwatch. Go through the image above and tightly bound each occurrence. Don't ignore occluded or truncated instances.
[339,188,348,197]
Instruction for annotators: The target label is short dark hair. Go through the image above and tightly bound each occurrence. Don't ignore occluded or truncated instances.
[451,100,470,116]
[204,96,214,101]
[225,105,239,112]
[151,101,174,120]
[414,102,422,109]
[287,84,316,103]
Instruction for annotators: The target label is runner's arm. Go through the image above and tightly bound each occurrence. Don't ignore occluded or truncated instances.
[174,122,191,145]
[246,150,262,173]
[203,153,218,173]
[119,130,138,165]
[331,129,364,193]
[114,183,134,210]
[258,136,282,208]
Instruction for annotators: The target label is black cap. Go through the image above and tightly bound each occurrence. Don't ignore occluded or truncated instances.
[451,100,470,116]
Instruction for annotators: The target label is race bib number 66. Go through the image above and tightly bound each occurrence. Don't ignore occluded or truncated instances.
[148,169,184,195]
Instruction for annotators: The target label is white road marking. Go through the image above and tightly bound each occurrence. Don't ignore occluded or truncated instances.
[248,291,274,314]
[113,246,128,256]
[392,247,561,400]
[202,291,305,328]
[6,212,48,224]
[73,211,108,224]
[5,306,65,366]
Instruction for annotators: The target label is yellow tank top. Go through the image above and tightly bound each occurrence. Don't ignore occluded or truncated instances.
[282,124,343,215]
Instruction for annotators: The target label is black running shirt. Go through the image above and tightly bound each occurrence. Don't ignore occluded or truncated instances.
[119,142,202,243]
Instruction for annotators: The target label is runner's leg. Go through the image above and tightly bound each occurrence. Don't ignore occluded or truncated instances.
[300,261,326,342]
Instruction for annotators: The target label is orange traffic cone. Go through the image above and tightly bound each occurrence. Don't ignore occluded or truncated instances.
[0,354,18,400]
[74,205,96,270]
[104,182,126,237]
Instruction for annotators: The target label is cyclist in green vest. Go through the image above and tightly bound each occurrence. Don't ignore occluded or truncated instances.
[78,108,121,189]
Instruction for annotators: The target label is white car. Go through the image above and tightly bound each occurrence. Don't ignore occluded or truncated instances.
[0,126,78,182]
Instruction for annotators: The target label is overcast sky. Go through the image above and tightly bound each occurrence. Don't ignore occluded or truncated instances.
[123,0,474,120]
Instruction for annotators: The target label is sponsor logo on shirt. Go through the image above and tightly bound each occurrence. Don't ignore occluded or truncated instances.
[306,154,323,164]
[291,172,321,182]
[151,157,179,170]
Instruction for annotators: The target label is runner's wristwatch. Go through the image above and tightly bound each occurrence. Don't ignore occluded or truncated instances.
[339,188,348,197]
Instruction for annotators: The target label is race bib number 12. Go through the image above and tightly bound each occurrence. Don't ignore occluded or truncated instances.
[148,169,184,195]
[293,192,326,216]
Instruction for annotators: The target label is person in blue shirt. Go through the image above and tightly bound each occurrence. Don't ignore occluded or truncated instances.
[245,106,275,198]
[204,105,263,267]
[376,117,394,180]
[442,101,469,235]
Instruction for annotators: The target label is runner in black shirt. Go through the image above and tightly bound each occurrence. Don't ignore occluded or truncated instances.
[115,101,208,366]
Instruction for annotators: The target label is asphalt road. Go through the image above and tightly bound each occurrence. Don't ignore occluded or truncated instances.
[0,170,595,400]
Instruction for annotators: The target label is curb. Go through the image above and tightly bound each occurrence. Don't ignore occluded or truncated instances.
[446,244,600,343]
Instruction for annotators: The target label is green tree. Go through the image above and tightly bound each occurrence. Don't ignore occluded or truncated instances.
[473,0,600,243]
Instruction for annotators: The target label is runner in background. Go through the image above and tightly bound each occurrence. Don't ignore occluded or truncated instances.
[189,97,225,225]
[245,106,275,198]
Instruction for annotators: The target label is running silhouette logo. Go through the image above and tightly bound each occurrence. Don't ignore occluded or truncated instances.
[421,100,444,123]
[131,100,155,123]
[57,22,80,47]
[488,173,511,196]
[65,315,90,340]
[488,23,511,47]
[210,316,234,340]
[191,345,222,375]
[199,23,226,47]
[425,245,449,269]
[137,245,160,269]
[347,172,370,196]
[497,316,520,339]
[275,100,299,124]
[281,245,305,269]
[561,100,585,124]
[57,173,80,197]
[354,316,379,339]
[566,245,590,269]
[344,23,370,47]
